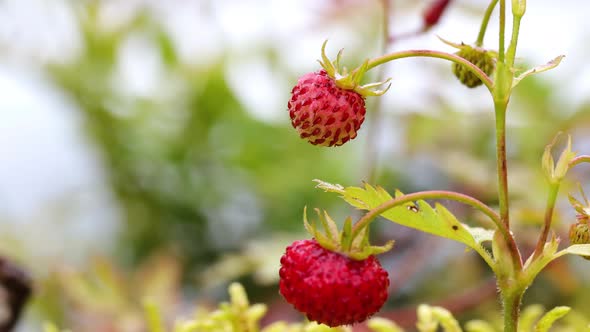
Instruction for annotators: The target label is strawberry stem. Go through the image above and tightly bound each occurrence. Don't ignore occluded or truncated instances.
[364,49,494,91]
[569,155,590,168]
[530,182,560,261]
[351,190,502,238]
[498,0,506,62]
[476,0,498,46]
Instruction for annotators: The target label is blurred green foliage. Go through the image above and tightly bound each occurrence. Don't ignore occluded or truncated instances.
[47,4,360,270]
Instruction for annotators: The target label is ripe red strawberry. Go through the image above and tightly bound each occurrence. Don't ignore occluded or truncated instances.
[288,70,366,147]
[279,239,390,327]
[287,41,391,146]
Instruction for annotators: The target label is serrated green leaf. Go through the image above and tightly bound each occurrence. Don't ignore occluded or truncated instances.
[534,306,571,332]
[315,181,495,268]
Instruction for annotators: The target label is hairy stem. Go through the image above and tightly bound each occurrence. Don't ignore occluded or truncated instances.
[531,183,560,260]
[351,190,502,237]
[494,101,523,271]
[501,290,523,332]
[476,0,499,46]
[366,49,494,91]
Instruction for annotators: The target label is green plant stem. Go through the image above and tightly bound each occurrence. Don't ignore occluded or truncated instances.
[494,104,510,229]
[365,49,494,91]
[569,155,590,168]
[498,0,506,62]
[506,15,523,67]
[501,290,523,332]
[493,101,523,273]
[476,0,499,46]
[351,190,502,237]
[531,183,560,261]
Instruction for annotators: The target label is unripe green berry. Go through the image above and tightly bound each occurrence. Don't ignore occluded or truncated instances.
[569,220,590,260]
[452,45,495,88]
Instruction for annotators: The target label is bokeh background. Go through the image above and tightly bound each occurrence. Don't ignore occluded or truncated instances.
[1,0,590,330]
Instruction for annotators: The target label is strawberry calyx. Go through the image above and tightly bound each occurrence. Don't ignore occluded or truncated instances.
[438,36,496,88]
[438,36,498,59]
[318,40,392,97]
[568,184,590,222]
[567,184,590,259]
[303,207,394,261]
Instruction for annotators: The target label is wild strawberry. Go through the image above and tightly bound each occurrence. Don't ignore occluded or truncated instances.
[452,44,495,88]
[568,220,590,260]
[288,41,391,147]
[439,37,495,88]
[278,208,393,327]
[568,186,590,260]
[279,239,389,327]
[288,70,366,147]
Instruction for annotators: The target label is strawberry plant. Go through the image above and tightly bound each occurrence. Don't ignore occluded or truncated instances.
[281,0,590,331]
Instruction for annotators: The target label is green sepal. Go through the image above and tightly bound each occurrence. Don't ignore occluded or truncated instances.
[351,224,369,249]
[318,40,392,97]
[319,40,336,77]
[568,183,590,217]
[302,205,393,260]
[341,217,354,252]
[541,133,576,184]
[321,210,340,242]
[522,234,560,288]
[568,194,587,216]
[303,208,338,252]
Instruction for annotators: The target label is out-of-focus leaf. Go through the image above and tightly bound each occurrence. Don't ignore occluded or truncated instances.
[534,306,571,332]
[465,320,496,332]
[368,317,405,332]
[519,304,545,332]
